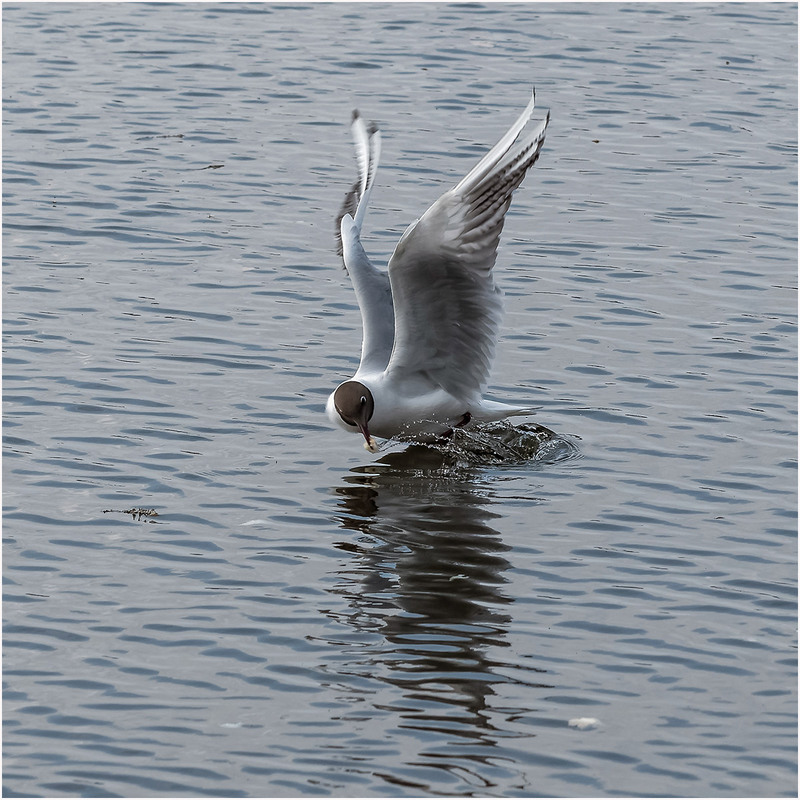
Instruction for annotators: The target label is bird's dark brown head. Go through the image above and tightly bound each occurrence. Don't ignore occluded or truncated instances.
[333,381,374,443]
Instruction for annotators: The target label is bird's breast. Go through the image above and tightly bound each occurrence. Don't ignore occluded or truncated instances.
[365,378,468,439]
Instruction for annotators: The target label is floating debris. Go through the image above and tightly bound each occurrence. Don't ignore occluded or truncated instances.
[103,507,159,522]
[568,717,601,730]
[135,133,184,141]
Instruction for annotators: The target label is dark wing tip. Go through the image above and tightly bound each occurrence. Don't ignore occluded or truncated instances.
[335,181,360,262]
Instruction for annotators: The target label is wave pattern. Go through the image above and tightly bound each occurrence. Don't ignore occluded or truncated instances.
[3,2,796,797]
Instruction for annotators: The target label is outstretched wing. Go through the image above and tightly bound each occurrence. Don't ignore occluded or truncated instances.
[336,111,395,376]
[384,93,550,398]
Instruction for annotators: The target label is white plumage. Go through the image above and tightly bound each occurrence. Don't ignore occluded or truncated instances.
[326,93,550,449]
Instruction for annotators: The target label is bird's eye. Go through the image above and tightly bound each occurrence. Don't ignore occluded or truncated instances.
[360,396,367,405]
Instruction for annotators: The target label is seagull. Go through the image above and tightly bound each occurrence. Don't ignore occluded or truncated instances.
[326,92,550,452]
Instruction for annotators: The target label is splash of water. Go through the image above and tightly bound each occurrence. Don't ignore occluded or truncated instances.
[442,420,579,467]
[381,421,579,471]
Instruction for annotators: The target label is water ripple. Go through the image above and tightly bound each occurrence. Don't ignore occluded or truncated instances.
[3,2,796,798]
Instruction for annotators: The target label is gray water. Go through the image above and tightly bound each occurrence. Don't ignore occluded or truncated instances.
[3,2,797,797]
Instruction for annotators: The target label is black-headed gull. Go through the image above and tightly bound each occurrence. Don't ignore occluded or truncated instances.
[326,93,550,452]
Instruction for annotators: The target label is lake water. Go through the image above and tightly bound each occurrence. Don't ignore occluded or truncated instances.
[3,2,797,797]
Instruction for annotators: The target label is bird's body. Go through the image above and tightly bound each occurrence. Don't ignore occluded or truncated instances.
[326,93,550,450]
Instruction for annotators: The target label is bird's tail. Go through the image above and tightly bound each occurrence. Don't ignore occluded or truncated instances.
[474,398,538,422]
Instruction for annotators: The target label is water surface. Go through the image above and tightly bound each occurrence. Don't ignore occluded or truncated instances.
[3,2,797,797]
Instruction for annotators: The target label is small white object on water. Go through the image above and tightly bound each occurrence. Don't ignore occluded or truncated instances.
[568,717,600,730]
[364,436,379,453]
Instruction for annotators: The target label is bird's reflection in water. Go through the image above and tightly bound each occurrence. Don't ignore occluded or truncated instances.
[328,441,554,761]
